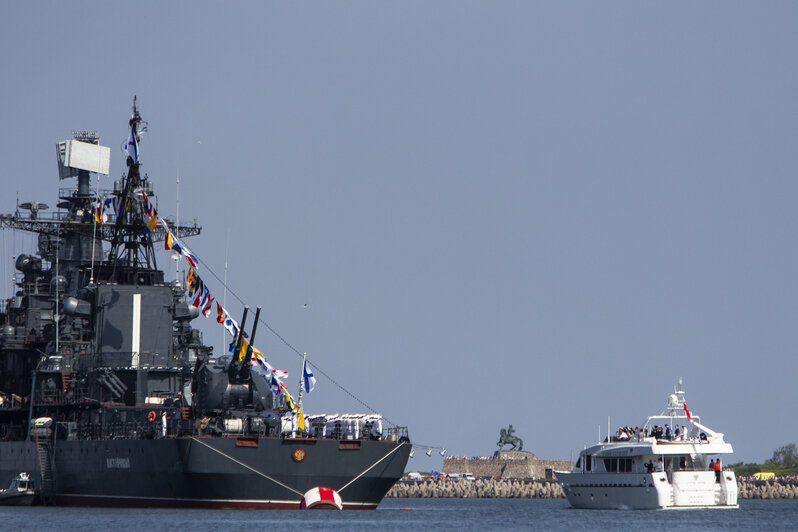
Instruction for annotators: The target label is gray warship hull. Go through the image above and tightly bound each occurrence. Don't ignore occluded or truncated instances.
[0,437,409,508]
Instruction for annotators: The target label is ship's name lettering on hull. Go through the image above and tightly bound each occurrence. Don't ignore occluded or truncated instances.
[106,458,130,469]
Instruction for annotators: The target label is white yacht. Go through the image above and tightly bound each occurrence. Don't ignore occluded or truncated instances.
[557,379,738,509]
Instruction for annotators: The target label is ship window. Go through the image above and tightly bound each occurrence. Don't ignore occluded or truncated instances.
[575,457,581,468]
[603,458,632,472]
[585,455,592,471]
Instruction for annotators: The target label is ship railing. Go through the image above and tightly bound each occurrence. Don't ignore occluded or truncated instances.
[51,341,93,363]
[15,274,55,296]
[2,206,73,221]
[103,420,181,440]
[39,355,76,373]
[381,425,409,442]
[72,416,186,441]
[73,351,182,371]
[295,423,409,442]
[26,416,406,442]
[0,394,27,410]
[38,383,66,404]
[0,325,34,346]
[58,189,83,203]
[0,423,29,441]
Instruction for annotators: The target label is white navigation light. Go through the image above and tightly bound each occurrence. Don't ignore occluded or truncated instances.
[56,139,111,179]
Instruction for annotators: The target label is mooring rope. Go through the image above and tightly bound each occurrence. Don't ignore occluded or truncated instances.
[190,437,304,496]
[337,442,407,493]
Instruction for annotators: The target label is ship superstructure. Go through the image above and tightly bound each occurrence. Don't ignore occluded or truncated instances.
[557,380,738,510]
[0,101,410,508]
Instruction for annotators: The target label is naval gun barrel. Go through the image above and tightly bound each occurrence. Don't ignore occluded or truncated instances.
[232,305,249,363]
[244,306,262,368]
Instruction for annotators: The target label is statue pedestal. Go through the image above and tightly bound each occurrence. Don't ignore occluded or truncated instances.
[443,450,575,479]
[494,450,538,461]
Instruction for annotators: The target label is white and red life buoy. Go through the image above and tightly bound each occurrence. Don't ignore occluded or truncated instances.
[300,486,343,510]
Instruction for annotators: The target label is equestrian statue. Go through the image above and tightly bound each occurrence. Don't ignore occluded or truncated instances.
[496,424,523,451]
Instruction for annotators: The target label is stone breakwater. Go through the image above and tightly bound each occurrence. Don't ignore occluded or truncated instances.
[387,478,798,500]
[737,479,798,499]
[388,479,565,499]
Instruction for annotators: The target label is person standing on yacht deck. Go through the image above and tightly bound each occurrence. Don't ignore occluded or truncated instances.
[714,458,721,482]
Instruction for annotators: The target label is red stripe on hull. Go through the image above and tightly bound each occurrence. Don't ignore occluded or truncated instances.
[54,494,377,510]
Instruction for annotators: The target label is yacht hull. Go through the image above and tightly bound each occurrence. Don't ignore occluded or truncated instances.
[557,471,739,510]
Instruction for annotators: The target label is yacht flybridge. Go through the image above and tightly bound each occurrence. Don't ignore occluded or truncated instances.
[557,379,738,510]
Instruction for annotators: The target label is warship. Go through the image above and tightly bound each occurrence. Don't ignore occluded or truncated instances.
[0,101,410,508]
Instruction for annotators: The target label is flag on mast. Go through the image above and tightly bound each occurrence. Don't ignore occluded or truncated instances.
[123,124,139,163]
[303,359,316,394]
[94,195,104,224]
[140,192,159,236]
[144,211,158,235]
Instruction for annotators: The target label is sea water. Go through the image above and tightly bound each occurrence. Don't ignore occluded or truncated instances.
[0,498,795,531]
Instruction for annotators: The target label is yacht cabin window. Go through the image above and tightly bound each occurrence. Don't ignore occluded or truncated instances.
[603,458,632,473]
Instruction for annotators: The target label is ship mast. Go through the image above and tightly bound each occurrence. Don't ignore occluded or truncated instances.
[107,97,158,280]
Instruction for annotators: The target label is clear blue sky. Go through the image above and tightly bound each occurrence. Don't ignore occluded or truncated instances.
[2,2,797,472]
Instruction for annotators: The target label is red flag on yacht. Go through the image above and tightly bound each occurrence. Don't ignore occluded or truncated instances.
[684,403,691,420]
